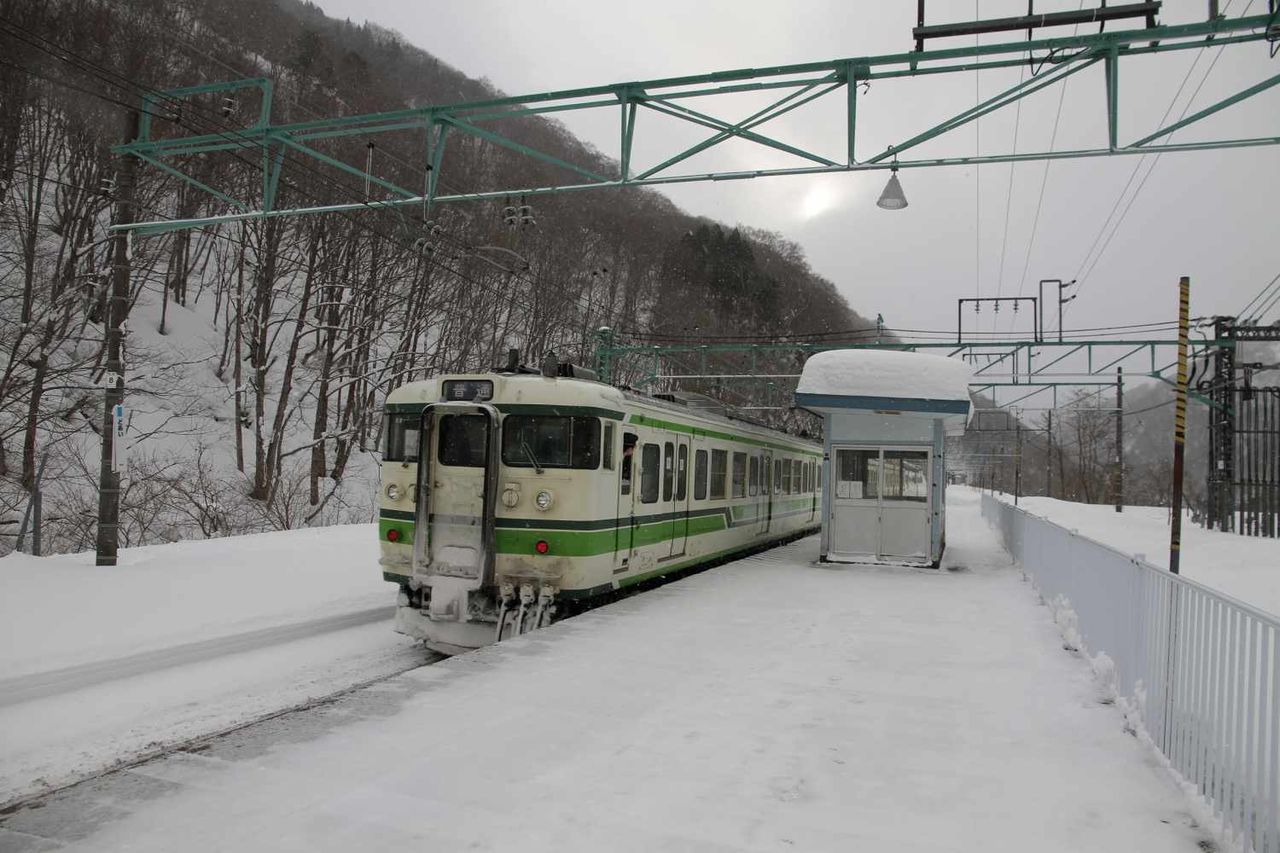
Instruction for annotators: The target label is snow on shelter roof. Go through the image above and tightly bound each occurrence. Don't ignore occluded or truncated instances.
[795,349,972,415]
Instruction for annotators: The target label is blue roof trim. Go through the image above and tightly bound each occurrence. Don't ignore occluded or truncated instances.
[794,392,971,415]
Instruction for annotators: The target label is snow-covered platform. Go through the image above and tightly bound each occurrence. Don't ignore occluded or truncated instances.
[1,491,1214,852]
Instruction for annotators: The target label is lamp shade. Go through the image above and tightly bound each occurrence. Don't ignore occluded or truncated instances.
[876,172,908,210]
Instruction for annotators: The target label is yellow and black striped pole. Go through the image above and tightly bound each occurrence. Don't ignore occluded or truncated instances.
[1168,276,1190,575]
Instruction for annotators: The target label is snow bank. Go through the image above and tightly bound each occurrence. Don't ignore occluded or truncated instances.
[0,524,389,679]
[797,349,972,401]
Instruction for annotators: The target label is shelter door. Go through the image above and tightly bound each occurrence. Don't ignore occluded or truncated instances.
[877,448,932,562]
[829,447,880,560]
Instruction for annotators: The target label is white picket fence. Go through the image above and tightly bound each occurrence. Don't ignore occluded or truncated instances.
[980,493,1280,853]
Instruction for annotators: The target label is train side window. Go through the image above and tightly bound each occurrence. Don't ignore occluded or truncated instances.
[694,450,708,500]
[802,461,810,494]
[676,445,688,501]
[793,460,802,494]
[817,461,822,493]
[774,459,782,494]
[603,423,615,470]
[662,442,675,502]
[781,459,791,494]
[710,449,728,500]
[731,452,747,499]
[763,457,771,494]
[620,432,638,495]
[748,456,759,497]
[640,443,660,504]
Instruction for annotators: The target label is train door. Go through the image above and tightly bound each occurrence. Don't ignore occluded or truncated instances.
[412,403,499,618]
[761,451,773,533]
[614,431,639,573]
[669,438,690,557]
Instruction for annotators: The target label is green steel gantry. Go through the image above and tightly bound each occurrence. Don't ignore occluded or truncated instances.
[113,10,1280,236]
[591,331,1232,410]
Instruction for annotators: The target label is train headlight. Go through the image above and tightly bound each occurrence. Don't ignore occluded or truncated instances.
[385,483,402,501]
[502,487,520,508]
[535,489,554,511]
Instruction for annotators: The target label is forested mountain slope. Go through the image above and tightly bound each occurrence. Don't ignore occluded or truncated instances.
[0,0,875,554]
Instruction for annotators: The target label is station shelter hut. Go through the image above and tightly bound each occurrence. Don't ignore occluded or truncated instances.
[795,350,972,567]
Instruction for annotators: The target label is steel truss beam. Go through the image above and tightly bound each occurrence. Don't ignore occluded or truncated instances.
[594,335,1232,410]
[114,13,1280,235]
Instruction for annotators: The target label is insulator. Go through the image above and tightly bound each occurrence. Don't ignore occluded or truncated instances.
[1012,301,1019,312]
[994,302,1000,313]
[221,97,237,118]
[974,302,980,313]
[503,205,518,227]
[99,176,117,198]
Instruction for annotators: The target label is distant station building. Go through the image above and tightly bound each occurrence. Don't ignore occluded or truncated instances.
[795,350,972,567]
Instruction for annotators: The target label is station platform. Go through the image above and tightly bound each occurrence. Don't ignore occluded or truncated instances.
[4,490,1212,852]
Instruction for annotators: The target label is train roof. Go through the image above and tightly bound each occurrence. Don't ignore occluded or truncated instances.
[386,373,818,450]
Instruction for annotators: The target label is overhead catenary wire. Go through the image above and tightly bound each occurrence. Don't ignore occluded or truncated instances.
[1069,0,1255,305]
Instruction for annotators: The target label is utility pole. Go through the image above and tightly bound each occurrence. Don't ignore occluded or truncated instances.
[1046,409,1054,499]
[95,109,139,567]
[1169,277,1191,575]
[1115,366,1124,512]
[1014,419,1022,506]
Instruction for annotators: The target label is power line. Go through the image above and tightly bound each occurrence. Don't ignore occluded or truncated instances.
[1070,0,1255,302]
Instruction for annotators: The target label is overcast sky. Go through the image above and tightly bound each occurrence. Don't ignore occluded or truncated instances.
[311,0,1279,350]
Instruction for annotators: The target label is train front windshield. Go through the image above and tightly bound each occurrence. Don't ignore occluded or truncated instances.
[383,414,421,462]
[501,415,601,469]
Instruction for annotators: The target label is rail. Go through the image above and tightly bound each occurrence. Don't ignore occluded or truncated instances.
[980,492,1279,853]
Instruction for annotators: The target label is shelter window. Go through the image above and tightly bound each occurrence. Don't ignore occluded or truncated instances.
[748,456,759,497]
[882,450,929,502]
[437,414,489,468]
[620,432,638,495]
[710,449,728,500]
[640,444,661,504]
[383,413,421,463]
[501,415,600,470]
[731,452,747,498]
[837,449,879,499]
[694,450,709,500]
[676,445,688,501]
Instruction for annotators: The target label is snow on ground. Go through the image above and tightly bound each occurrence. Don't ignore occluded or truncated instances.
[0,524,390,679]
[0,524,428,805]
[996,492,1280,617]
[3,490,1215,852]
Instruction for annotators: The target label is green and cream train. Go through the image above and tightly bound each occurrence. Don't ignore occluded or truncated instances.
[379,360,821,654]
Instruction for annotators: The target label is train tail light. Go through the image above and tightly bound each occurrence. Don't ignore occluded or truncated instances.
[387,528,401,543]
[535,540,549,554]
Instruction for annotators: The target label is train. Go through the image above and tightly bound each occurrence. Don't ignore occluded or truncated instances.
[378,356,822,654]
